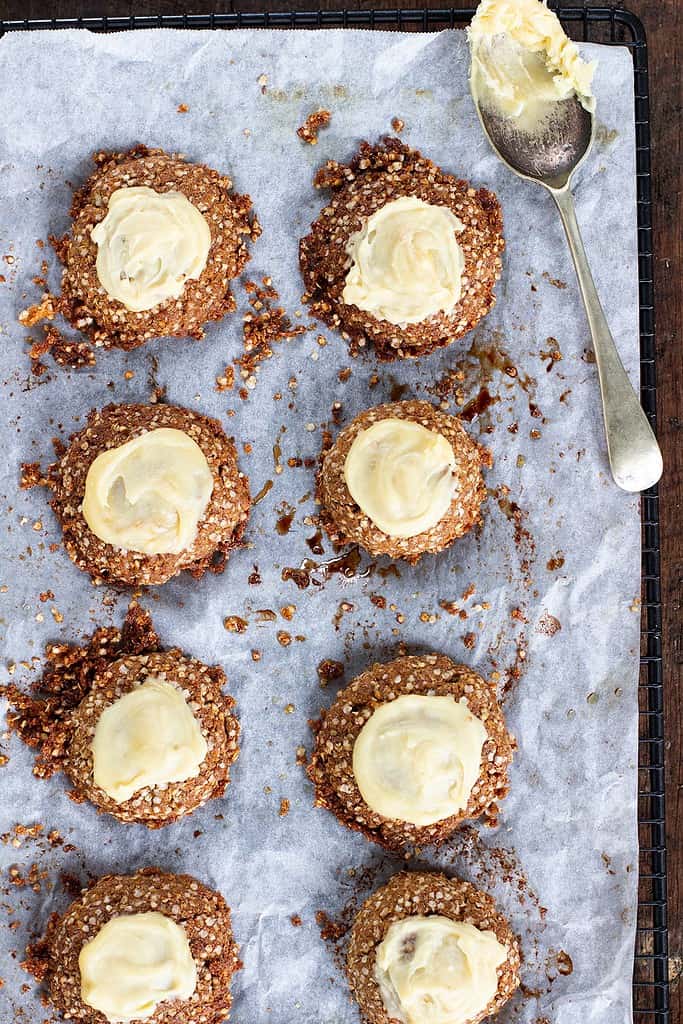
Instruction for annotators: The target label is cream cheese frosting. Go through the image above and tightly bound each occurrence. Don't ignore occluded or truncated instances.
[91,186,211,312]
[343,418,457,538]
[342,196,465,326]
[81,427,214,555]
[79,911,197,1023]
[469,0,596,133]
[375,915,507,1024]
[352,694,487,825]
[92,676,208,803]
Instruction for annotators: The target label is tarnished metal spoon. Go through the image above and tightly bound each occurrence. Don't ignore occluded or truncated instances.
[471,79,663,492]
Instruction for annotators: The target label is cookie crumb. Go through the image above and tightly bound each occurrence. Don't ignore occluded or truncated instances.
[19,293,58,327]
[237,278,308,396]
[224,615,248,634]
[20,462,46,490]
[215,365,235,392]
[297,109,331,145]
[317,659,344,688]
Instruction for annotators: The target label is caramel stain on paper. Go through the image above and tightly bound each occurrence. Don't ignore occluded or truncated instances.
[595,124,619,147]
[427,330,540,431]
[281,546,366,590]
[542,271,567,290]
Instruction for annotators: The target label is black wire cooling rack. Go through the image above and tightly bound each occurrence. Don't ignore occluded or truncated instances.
[0,6,668,1021]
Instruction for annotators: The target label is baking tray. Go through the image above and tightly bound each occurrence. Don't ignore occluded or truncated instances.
[0,6,668,1023]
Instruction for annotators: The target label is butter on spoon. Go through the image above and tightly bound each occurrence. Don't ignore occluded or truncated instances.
[468,0,662,493]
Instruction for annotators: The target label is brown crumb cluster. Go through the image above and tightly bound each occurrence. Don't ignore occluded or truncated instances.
[215,364,236,392]
[19,461,46,490]
[28,325,96,374]
[297,109,332,145]
[233,278,309,397]
[236,278,308,396]
[308,654,513,850]
[25,145,260,354]
[25,868,241,1024]
[347,872,521,1024]
[19,293,58,328]
[317,400,490,563]
[47,402,251,586]
[300,138,504,360]
[2,605,240,828]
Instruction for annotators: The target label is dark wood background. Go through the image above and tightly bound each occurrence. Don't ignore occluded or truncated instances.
[0,0,680,1017]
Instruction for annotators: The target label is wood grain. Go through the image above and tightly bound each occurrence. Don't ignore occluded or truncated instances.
[0,0,679,1017]
[641,1,682,1018]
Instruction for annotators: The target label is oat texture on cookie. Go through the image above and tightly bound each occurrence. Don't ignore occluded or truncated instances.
[347,871,521,1024]
[308,653,513,849]
[30,145,260,353]
[25,868,241,1024]
[47,402,250,586]
[300,138,504,360]
[317,399,491,563]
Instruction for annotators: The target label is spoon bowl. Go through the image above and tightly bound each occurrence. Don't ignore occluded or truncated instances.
[475,92,593,189]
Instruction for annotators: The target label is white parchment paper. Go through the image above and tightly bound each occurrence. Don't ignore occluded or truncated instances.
[0,27,641,1024]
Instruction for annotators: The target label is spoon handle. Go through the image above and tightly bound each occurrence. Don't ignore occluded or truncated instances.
[551,187,662,492]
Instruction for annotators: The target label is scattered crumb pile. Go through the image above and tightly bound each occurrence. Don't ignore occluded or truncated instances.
[20,278,97,374]
[0,605,159,781]
[230,278,309,399]
[27,326,95,376]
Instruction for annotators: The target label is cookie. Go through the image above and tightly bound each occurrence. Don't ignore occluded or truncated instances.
[300,138,503,360]
[347,871,520,1024]
[308,653,513,849]
[47,402,250,585]
[26,868,241,1024]
[2,605,239,828]
[53,145,259,351]
[317,400,489,563]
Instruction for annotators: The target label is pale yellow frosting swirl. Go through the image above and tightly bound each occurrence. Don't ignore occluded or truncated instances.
[79,911,197,1023]
[375,915,507,1024]
[469,0,596,133]
[343,418,457,538]
[352,694,486,825]
[82,427,214,555]
[342,196,465,326]
[91,186,211,312]
[92,676,208,804]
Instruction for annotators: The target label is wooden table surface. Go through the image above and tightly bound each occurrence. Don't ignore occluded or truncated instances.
[0,0,680,1018]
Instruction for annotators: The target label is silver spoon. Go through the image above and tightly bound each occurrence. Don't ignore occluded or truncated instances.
[471,75,663,492]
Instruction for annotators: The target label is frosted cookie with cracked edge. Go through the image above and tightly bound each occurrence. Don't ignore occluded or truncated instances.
[347,871,520,1024]
[51,145,260,351]
[2,605,240,828]
[24,868,241,1024]
[307,654,513,850]
[299,138,504,360]
[47,402,250,585]
[317,400,490,564]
